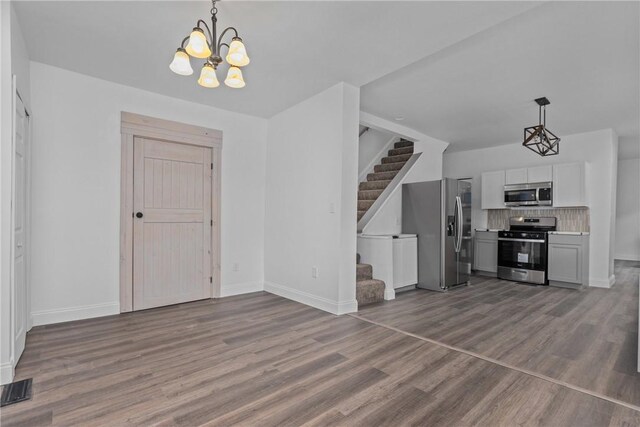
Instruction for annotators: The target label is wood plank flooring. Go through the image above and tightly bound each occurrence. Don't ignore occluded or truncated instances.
[1,261,639,426]
[359,260,640,409]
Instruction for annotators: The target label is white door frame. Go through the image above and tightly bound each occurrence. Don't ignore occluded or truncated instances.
[119,112,222,312]
[9,77,31,375]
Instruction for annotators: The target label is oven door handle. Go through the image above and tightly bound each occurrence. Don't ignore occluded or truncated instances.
[498,238,546,243]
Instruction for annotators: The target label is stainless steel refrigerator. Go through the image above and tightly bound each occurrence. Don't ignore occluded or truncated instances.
[402,179,472,291]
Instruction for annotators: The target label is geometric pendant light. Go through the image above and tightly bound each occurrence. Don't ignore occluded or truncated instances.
[523,97,560,156]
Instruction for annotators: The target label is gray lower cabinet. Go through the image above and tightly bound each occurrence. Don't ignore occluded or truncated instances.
[474,231,498,276]
[548,234,589,289]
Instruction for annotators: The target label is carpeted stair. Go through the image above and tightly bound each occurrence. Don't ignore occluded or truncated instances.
[356,255,385,306]
[358,139,414,222]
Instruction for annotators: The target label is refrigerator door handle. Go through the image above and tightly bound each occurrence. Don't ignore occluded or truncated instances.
[452,196,458,252]
[455,195,463,253]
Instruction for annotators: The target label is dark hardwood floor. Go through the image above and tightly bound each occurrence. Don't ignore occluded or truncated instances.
[359,260,640,409]
[1,261,639,426]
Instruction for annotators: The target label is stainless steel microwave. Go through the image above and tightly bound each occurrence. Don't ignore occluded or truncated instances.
[504,182,552,207]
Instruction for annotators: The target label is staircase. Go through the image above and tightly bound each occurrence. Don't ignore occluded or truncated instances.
[357,139,415,222]
[356,254,385,306]
[354,139,414,307]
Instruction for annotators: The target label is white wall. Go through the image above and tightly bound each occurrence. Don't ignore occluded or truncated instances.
[359,112,449,235]
[10,3,29,107]
[615,158,640,260]
[358,127,395,180]
[29,62,267,325]
[0,0,14,384]
[264,83,360,314]
[444,128,619,288]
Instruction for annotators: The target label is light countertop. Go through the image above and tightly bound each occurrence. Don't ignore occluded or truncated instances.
[475,229,503,232]
[548,231,590,236]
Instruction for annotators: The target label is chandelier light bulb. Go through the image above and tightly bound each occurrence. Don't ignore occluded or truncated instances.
[169,48,193,76]
[198,63,220,88]
[226,37,250,67]
[186,28,212,59]
[224,66,245,88]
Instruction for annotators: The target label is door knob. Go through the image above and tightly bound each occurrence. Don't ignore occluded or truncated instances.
[136,212,143,218]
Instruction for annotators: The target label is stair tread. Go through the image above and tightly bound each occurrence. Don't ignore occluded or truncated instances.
[356,278,385,286]
[356,263,373,280]
[358,200,375,211]
[394,140,414,149]
[381,154,412,164]
[360,180,392,190]
[367,171,397,180]
[356,278,385,305]
[388,147,414,156]
[358,189,384,200]
[374,161,407,173]
[379,160,408,167]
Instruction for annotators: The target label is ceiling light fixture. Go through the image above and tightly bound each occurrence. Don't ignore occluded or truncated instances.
[170,0,250,89]
[523,97,560,156]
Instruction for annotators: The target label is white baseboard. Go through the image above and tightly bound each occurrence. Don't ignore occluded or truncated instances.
[32,302,120,326]
[384,288,396,300]
[589,274,616,289]
[264,281,357,315]
[0,361,15,385]
[219,281,264,297]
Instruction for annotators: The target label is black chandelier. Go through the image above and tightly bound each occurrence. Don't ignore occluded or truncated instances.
[169,0,250,88]
[523,97,560,156]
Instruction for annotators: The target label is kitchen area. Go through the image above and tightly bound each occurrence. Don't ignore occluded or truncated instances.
[362,162,593,296]
[473,163,590,290]
[356,133,639,405]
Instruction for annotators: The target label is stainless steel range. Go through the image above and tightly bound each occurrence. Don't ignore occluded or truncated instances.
[497,217,557,285]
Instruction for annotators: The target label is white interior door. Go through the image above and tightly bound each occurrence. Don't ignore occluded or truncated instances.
[12,92,28,362]
[133,137,212,310]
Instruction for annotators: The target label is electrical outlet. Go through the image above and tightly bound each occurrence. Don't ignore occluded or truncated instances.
[312,266,319,278]
[233,263,239,272]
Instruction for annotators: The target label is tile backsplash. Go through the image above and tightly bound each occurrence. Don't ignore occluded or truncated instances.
[487,208,590,232]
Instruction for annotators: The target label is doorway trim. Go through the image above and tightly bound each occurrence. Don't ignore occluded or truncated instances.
[119,112,222,313]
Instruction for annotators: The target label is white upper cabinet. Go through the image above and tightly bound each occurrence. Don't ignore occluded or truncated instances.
[481,170,506,209]
[527,165,553,183]
[505,168,528,185]
[505,166,553,184]
[553,163,588,207]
